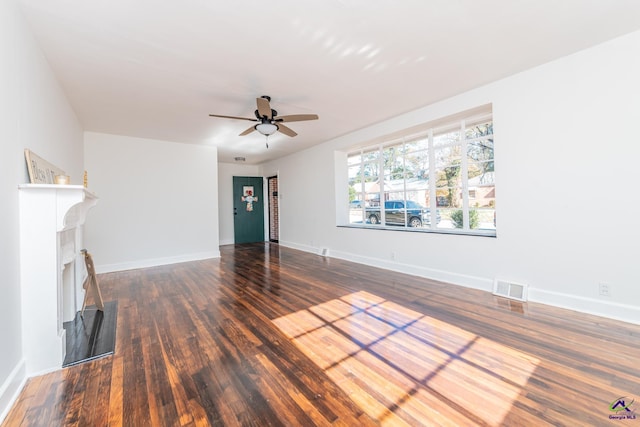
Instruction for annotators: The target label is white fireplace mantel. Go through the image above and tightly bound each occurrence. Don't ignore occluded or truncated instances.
[18,184,98,374]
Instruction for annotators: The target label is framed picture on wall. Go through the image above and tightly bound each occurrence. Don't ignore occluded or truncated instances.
[24,149,65,184]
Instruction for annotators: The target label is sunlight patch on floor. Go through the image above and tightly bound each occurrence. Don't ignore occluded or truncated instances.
[272,290,540,426]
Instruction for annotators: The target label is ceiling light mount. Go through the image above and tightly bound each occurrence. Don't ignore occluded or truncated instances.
[255,121,278,136]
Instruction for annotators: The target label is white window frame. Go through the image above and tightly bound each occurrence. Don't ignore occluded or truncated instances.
[345,106,495,237]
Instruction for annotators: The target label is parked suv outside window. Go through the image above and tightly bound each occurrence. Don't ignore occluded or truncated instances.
[366,200,440,228]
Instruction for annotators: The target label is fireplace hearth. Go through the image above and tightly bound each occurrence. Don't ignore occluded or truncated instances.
[63,301,117,367]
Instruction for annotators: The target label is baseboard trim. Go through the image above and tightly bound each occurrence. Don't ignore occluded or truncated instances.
[0,359,27,425]
[278,241,493,292]
[96,250,221,274]
[528,288,640,326]
[279,240,640,326]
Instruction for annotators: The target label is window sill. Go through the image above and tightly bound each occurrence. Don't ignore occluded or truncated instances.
[337,223,497,238]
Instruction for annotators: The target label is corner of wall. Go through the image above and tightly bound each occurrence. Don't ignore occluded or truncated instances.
[0,359,27,424]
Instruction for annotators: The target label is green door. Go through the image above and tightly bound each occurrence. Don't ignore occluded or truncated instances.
[233,176,265,244]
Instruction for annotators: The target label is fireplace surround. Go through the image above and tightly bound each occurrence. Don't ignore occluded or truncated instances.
[18,184,98,374]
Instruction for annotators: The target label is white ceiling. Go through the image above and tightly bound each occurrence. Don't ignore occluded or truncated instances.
[17,0,640,164]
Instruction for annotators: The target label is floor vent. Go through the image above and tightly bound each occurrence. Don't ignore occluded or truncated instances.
[493,279,528,302]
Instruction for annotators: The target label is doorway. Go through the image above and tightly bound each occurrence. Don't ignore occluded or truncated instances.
[233,176,265,244]
[268,176,279,242]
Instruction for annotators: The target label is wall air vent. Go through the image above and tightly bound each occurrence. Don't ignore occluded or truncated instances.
[493,279,528,302]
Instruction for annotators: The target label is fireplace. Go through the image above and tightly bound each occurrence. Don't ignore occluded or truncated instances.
[18,184,98,374]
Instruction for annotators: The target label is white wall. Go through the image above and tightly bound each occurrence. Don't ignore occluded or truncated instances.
[84,133,220,272]
[262,29,640,325]
[1,9,637,424]
[218,162,262,245]
[0,0,84,420]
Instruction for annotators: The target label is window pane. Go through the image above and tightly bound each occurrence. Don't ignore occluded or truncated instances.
[365,176,382,207]
[467,138,494,163]
[348,164,363,183]
[406,178,428,199]
[348,159,366,225]
[434,128,460,147]
[362,149,379,162]
[359,160,379,181]
[383,145,404,181]
[465,120,493,140]
[403,149,429,180]
[436,165,461,190]
[435,185,462,207]
[347,153,362,166]
[475,207,496,231]
[436,208,455,229]
[348,204,366,225]
[468,164,495,185]
[469,185,496,208]
[404,135,429,153]
[435,145,462,169]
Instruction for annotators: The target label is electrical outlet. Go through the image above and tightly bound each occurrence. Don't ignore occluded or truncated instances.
[390,251,396,261]
[598,282,611,297]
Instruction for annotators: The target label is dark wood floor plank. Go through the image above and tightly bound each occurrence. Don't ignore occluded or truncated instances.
[3,242,640,426]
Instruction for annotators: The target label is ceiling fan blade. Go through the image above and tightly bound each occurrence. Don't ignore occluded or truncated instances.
[277,123,297,137]
[256,97,272,119]
[209,114,256,122]
[276,114,319,123]
[239,126,256,136]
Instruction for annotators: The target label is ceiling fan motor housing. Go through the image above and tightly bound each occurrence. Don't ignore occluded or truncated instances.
[254,109,278,120]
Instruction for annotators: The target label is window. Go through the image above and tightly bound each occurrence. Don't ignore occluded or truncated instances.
[347,106,495,236]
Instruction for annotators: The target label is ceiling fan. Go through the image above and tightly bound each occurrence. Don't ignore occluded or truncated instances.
[209,96,318,146]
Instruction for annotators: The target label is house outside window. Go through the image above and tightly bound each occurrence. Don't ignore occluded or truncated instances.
[347,106,495,236]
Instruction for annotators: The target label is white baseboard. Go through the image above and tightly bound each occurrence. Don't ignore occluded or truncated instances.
[219,239,235,246]
[96,250,221,274]
[278,241,315,255]
[0,359,27,425]
[332,249,493,292]
[278,240,494,292]
[529,288,640,325]
[278,241,640,326]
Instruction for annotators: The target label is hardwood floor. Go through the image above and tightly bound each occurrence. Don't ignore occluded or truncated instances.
[3,243,640,426]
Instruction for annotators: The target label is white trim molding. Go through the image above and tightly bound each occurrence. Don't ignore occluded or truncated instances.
[96,250,221,274]
[529,288,640,326]
[0,360,26,425]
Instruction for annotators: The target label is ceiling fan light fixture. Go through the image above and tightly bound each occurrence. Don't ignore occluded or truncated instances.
[255,122,278,136]
[209,96,318,138]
